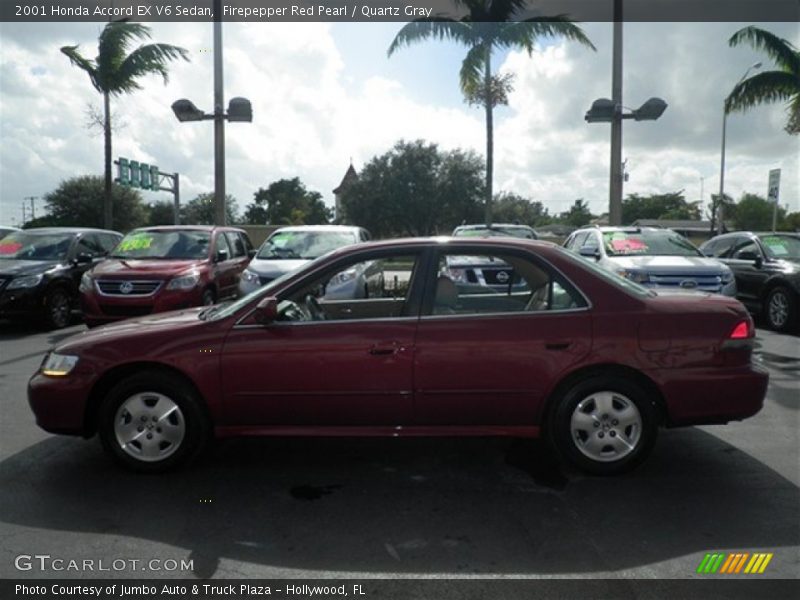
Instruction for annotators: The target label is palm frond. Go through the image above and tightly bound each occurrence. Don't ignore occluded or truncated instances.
[503,16,595,52]
[111,43,189,93]
[729,26,800,75]
[459,43,488,95]
[96,22,152,80]
[60,46,101,91]
[388,19,472,56]
[725,71,800,113]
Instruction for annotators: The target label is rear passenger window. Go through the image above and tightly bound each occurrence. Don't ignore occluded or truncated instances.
[433,252,586,316]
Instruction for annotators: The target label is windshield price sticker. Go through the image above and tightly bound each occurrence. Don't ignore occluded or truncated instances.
[608,238,648,253]
[0,241,22,254]
[118,235,154,252]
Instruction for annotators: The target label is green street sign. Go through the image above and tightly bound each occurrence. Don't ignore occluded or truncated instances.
[117,158,130,185]
[150,165,160,190]
[130,161,141,187]
[140,163,151,189]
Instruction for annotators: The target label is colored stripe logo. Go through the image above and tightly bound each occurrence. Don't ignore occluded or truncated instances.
[697,552,773,574]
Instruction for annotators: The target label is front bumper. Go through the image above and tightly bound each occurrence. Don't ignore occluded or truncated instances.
[81,285,204,325]
[28,370,95,436]
[0,286,46,318]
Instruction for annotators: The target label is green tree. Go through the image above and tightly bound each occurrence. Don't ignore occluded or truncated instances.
[182,193,239,225]
[24,175,147,231]
[727,26,800,134]
[559,198,594,227]
[781,211,800,231]
[61,22,188,229]
[708,193,736,233]
[492,192,552,226]
[244,178,332,225]
[341,140,484,238]
[388,0,594,225]
[147,201,176,226]
[734,193,786,231]
[621,191,701,223]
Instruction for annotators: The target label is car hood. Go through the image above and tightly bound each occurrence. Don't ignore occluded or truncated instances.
[246,258,309,278]
[0,259,61,277]
[608,255,726,273]
[92,258,206,278]
[54,307,210,354]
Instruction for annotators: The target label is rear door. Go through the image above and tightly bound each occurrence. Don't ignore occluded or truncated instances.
[413,245,592,427]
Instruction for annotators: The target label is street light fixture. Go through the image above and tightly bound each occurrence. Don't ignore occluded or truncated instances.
[716,61,761,235]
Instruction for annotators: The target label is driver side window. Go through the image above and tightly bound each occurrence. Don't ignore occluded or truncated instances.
[279,254,419,322]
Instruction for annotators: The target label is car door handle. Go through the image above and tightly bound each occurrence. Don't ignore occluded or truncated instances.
[545,341,571,351]
[369,342,402,356]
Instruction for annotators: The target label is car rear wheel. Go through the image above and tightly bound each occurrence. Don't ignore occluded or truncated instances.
[765,286,796,332]
[44,287,72,329]
[98,371,210,472]
[548,375,658,475]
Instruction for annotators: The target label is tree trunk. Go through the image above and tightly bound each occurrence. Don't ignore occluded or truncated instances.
[484,50,493,227]
[103,90,113,229]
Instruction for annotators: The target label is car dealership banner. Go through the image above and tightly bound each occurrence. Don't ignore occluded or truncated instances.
[2,0,798,22]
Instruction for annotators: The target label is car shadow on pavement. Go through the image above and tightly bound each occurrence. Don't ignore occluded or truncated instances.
[0,430,797,578]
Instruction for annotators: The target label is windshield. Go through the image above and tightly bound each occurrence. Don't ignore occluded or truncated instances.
[760,235,800,260]
[256,230,357,260]
[0,231,73,261]
[454,226,535,239]
[602,230,702,257]
[111,230,211,260]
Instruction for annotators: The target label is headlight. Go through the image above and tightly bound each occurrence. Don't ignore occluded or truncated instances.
[617,269,650,284]
[328,268,358,287]
[166,272,200,290]
[7,273,43,289]
[41,352,79,377]
[79,271,93,293]
[241,269,260,284]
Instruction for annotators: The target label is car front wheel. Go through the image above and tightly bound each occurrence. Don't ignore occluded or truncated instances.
[44,287,72,329]
[765,286,796,332]
[98,371,210,472]
[548,375,658,475]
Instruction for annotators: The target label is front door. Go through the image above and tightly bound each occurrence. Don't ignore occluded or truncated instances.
[220,250,424,427]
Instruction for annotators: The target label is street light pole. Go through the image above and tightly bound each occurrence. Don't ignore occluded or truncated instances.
[717,62,761,235]
[609,0,623,226]
[213,0,226,226]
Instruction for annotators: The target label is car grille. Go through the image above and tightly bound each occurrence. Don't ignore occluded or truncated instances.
[98,305,154,317]
[647,273,722,293]
[96,280,163,296]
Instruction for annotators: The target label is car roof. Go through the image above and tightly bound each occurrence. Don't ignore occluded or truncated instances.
[271,225,364,233]
[578,226,668,234]
[133,225,246,233]
[455,223,536,230]
[17,227,121,235]
[320,236,558,260]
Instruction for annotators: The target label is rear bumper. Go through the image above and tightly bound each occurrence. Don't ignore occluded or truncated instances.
[656,362,769,426]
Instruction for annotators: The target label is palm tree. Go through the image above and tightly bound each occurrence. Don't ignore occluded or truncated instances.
[727,26,800,135]
[62,22,188,229]
[388,0,594,225]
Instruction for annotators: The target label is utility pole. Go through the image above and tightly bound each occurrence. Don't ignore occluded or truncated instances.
[609,0,623,226]
[213,0,226,226]
[24,196,37,220]
[21,202,27,224]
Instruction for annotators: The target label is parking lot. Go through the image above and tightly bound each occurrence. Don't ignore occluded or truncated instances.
[0,319,798,584]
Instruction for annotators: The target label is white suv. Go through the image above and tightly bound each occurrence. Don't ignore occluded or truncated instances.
[564,226,736,296]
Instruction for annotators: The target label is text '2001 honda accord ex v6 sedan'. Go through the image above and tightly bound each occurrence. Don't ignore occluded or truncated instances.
[28,237,768,475]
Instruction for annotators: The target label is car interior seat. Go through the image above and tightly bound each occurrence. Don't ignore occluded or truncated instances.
[433,275,459,314]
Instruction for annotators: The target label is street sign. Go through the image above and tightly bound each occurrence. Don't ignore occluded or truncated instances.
[768,169,781,203]
[130,161,141,187]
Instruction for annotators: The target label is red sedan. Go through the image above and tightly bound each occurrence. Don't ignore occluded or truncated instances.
[29,237,768,474]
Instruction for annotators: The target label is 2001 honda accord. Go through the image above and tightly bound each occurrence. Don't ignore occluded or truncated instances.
[28,238,768,474]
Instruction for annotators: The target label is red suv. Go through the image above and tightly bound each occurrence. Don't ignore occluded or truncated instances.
[80,226,253,326]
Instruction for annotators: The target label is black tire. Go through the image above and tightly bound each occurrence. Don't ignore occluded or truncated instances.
[97,371,210,472]
[201,288,216,306]
[43,287,72,329]
[547,375,658,476]
[764,286,796,333]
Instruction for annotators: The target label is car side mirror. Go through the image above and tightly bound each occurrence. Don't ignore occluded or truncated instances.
[738,251,762,267]
[73,252,93,265]
[579,246,600,260]
[215,248,229,263]
[247,249,256,259]
[254,296,278,324]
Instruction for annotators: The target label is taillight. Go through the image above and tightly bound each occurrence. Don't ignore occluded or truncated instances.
[729,319,753,340]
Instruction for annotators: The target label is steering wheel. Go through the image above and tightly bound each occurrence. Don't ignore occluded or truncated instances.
[304,294,326,321]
